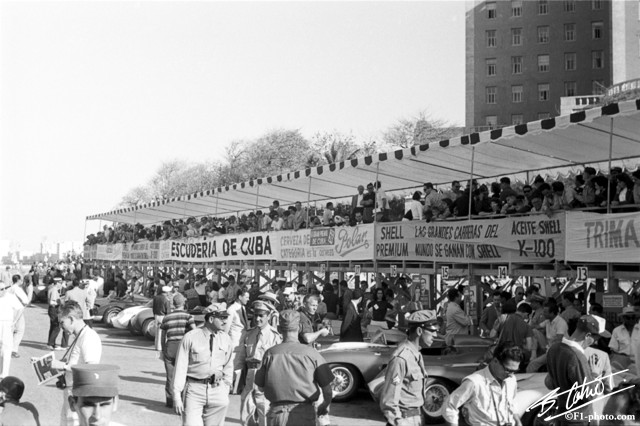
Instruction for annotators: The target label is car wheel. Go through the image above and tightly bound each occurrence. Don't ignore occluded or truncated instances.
[423,378,455,423]
[329,364,360,402]
[128,320,142,336]
[102,307,122,327]
[142,318,155,340]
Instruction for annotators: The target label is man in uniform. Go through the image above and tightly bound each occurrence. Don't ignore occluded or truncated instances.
[255,310,333,426]
[379,310,439,426]
[240,300,281,426]
[173,303,233,426]
[69,364,124,426]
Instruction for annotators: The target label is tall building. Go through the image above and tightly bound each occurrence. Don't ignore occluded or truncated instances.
[465,0,640,132]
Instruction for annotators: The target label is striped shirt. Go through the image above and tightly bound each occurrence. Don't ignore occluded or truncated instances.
[160,311,195,341]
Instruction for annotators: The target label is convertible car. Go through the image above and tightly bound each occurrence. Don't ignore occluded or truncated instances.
[128,305,207,340]
[318,332,493,421]
[92,295,150,327]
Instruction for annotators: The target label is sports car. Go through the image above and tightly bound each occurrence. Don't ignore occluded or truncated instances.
[111,300,153,329]
[129,305,207,340]
[92,295,150,327]
[318,332,493,420]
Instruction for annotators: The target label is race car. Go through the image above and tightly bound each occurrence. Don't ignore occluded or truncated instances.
[318,332,492,411]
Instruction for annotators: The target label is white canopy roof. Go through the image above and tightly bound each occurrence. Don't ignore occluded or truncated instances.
[87,98,640,225]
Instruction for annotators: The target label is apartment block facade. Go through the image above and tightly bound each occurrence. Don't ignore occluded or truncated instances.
[465,0,640,131]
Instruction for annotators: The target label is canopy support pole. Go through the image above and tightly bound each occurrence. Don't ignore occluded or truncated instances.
[215,191,219,216]
[607,117,614,215]
[374,163,380,223]
[468,146,475,219]
[255,184,260,211]
[306,177,312,227]
[607,117,614,285]
[83,219,88,245]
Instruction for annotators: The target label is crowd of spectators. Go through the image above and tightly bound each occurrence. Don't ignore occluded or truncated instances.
[84,166,640,245]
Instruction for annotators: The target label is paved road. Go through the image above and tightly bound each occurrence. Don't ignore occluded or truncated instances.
[12,302,385,426]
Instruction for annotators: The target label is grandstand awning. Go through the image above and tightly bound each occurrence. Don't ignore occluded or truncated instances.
[87,98,640,225]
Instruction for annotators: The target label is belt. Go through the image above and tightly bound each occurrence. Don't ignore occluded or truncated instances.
[271,401,314,407]
[400,407,421,418]
[186,376,220,386]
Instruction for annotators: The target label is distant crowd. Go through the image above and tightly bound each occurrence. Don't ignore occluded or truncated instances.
[84,166,640,245]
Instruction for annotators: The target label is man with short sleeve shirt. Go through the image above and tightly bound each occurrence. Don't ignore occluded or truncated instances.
[160,293,196,407]
[49,301,102,426]
[255,310,333,426]
[173,303,233,426]
[298,295,329,346]
[153,286,173,351]
[225,288,250,394]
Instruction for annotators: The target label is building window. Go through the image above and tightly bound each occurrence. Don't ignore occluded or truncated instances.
[565,52,577,71]
[512,56,523,74]
[538,26,550,43]
[486,116,498,128]
[486,86,497,104]
[538,0,548,14]
[538,83,550,101]
[592,80,605,94]
[592,50,604,69]
[512,0,522,17]
[538,54,550,72]
[486,30,497,47]
[592,21,603,39]
[564,81,577,96]
[538,112,551,120]
[512,114,524,125]
[564,0,576,12]
[486,58,497,76]
[564,23,576,41]
[487,2,497,19]
[512,85,523,103]
[511,28,522,46]
[592,0,602,10]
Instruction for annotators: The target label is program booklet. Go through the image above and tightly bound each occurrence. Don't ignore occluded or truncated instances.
[31,351,64,385]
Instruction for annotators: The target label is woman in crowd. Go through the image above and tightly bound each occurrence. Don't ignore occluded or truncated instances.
[368,288,392,330]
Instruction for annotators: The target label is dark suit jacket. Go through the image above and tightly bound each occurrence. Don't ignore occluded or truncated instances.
[340,302,363,342]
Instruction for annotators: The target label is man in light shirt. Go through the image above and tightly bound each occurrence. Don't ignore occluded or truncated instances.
[610,306,640,372]
[443,341,523,426]
[9,275,29,358]
[526,302,569,373]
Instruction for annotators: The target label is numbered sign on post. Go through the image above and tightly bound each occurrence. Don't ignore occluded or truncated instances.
[577,267,589,282]
[291,263,298,273]
[354,265,361,275]
[441,266,449,280]
[320,263,327,274]
[498,266,508,279]
[390,265,397,277]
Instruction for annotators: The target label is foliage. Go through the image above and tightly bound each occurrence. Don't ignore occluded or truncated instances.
[382,111,463,148]
[308,131,379,166]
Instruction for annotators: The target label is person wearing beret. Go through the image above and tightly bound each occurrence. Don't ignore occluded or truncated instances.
[255,310,333,426]
[69,364,124,426]
[240,300,281,426]
[379,310,438,426]
[173,303,234,426]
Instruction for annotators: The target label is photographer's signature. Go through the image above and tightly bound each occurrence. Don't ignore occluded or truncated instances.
[527,370,635,421]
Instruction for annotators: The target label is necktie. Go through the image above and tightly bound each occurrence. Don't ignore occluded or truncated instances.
[209,333,214,353]
[242,307,248,327]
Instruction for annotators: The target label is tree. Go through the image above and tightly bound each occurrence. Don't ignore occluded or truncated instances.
[120,186,152,208]
[381,111,463,149]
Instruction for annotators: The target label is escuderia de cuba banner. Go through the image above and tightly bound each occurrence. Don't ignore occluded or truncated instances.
[375,215,566,263]
[565,211,640,263]
[84,224,374,263]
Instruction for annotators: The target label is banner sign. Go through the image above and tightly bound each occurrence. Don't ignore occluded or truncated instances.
[84,224,374,263]
[375,215,565,263]
[566,212,640,263]
[277,224,373,262]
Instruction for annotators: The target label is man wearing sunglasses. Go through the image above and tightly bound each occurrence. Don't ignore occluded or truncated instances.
[380,310,439,426]
[443,341,523,426]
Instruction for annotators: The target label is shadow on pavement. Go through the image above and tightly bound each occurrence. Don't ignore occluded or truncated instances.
[119,393,175,414]
[142,370,166,377]
[330,390,385,422]
[18,340,51,351]
[120,375,165,386]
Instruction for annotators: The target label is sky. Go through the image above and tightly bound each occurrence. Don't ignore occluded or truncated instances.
[0,1,466,253]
